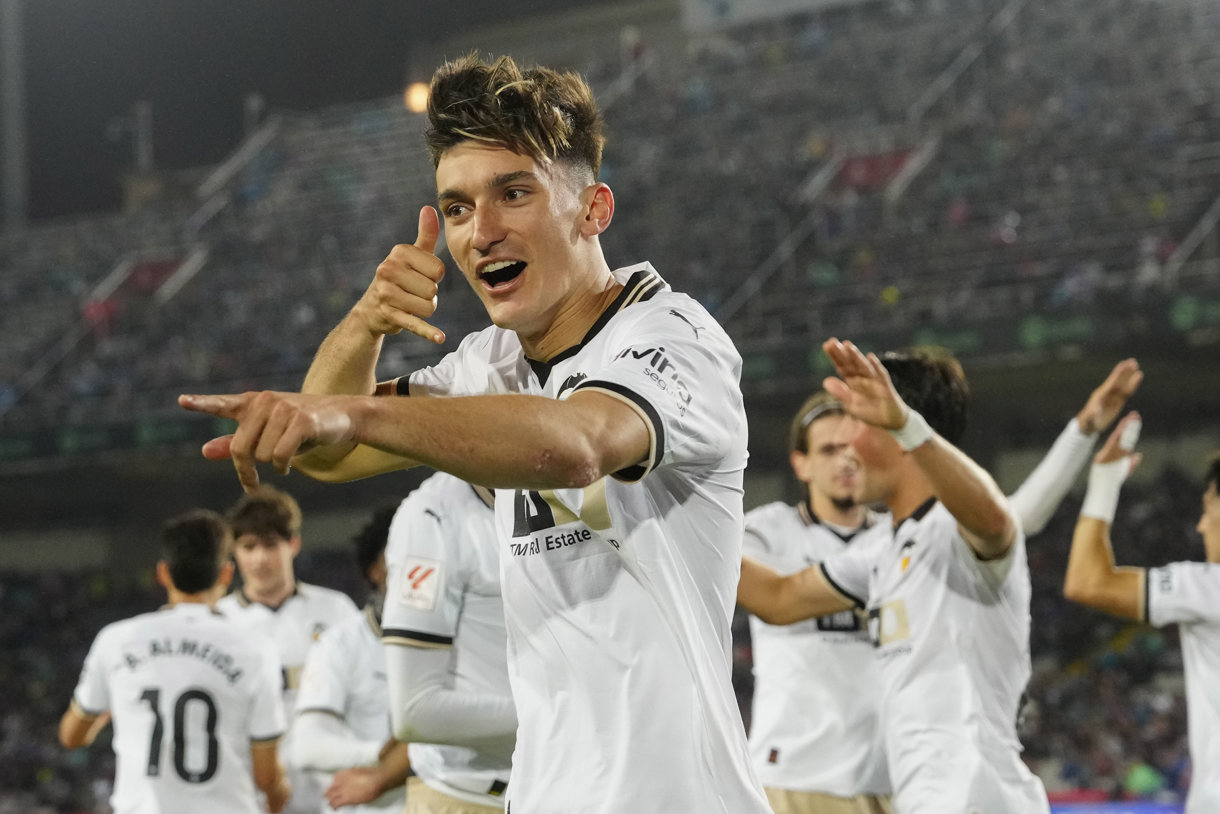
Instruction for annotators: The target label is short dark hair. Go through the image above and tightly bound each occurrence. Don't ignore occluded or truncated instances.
[353,504,398,585]
[788,391,844,454]
[878,347,970,445]
[161,509,231,594]
[425,53,605,178]
[227,486,302,541]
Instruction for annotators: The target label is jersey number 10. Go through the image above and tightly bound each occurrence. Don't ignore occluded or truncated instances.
[139,687,220,783]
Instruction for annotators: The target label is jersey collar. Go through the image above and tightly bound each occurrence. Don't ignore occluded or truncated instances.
[526,266,666,385]
[798,498,871,543]
[233,582,301,611]
[892,496,938,530]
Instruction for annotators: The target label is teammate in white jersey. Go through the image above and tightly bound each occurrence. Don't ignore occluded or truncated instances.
[217,486,362,814]
[59,510,290,814]
[1063,416,1220,814]
[181,54,771,814]
[293,505,410,814]
[734,340,1139,813]
[739,360,1141,814]
[381,471,513,812]
[742,391,890,814]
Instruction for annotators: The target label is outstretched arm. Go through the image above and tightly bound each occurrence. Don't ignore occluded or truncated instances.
[737,557,855,625]
[822,338,1015,559]
[179,388,651,494]
[1062,412,1146,620]
[1010,359,1142,535]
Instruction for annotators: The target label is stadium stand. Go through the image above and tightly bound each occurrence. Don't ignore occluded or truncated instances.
[3,0,1220,809]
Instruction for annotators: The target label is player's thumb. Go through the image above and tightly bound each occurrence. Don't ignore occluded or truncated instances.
[415,205,440,255]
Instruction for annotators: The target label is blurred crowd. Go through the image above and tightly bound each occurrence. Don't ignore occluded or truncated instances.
[2,0,1219,434]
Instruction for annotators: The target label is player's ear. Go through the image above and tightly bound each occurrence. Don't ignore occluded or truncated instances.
[288,535,303,558]
[789,449,811,484]
[217,561,235,589]
[580,182,614,236]
[155,561,171,589]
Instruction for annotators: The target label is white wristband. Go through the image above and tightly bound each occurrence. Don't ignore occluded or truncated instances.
[888,409,934,451]
[1080,458,1129,523]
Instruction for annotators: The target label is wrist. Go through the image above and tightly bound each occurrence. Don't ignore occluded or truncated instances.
[1081,458,1128,523]
[888,409,934,451]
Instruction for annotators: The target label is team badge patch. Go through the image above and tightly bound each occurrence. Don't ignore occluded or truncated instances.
[399,557,442,611]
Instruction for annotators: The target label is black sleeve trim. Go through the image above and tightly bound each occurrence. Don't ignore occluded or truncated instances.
[575,379,665,480]
[382,628,454,647]
[820,562,866,609]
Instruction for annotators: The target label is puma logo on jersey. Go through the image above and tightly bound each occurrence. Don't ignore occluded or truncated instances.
[668,309,704,338]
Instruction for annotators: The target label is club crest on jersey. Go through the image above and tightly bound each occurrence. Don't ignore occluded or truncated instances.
[614,345,693,416]
[399,557,442,611]
[557,373,588,400]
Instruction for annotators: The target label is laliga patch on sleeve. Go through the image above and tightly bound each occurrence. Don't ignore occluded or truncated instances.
[399,557,443,611]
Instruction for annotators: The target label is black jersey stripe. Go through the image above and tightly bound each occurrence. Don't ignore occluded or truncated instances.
[819,562,866,609]
[382,628,454,648]
[575,379,665,481]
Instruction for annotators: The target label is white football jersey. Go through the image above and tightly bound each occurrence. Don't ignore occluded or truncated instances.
[217,581,361,814]
[71,603,285,814]
[381,471,513,807]
[1146,561,1220,814]
[822,500,1050,814]
[743,500,889,796]
[295,605,404,814]
[408,264,770,814]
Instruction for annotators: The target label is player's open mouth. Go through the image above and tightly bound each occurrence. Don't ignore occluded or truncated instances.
[479,260,526,289]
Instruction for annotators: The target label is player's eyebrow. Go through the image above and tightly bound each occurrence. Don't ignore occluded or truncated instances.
[437,170,539,208]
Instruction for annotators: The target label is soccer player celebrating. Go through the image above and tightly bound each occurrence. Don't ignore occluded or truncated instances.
[739,359,1141,813]
[217,486,361,814]
[180,54,770,812]
[739,339,1055,813]
[381,471,514,812]
[1063,414,1220,813]
[292,504,411,814]
[60,510,290,814]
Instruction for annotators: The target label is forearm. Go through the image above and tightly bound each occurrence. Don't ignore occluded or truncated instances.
[911,436,1015,556]
[292,712,382,772]
[301,310,386,397]
[386,644,516,748]
[299,390,645,489]
[370,741,412,792]
[1063,459,1145,619]
[737,557,853,625]
[1008,418,1097,535]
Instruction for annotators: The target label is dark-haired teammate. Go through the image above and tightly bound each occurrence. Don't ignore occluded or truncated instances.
[293,504,410,814]
[740,358,1140,813]
[217,486,361,814]
[1063,418,1220,813]
[182,54,770,812]
[739,340,1050,813]
[60,510,289,814]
